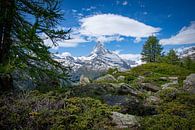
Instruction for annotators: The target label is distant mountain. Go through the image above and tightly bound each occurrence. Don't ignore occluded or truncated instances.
[176,46,195,60]
[54,42,133,80]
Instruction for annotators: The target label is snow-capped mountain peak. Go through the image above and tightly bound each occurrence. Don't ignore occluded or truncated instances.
[54,42,134,80]
[90,41,108,55]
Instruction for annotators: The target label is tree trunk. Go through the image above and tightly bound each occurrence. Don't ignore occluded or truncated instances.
[0,73,13,91]
[0,0,15,63]
[0,0,15,90]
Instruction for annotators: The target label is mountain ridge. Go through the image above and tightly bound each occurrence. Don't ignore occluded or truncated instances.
[54,42,132,71]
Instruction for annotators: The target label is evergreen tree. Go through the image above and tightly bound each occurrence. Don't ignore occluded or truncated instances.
[183,56,195,71]
[141,36,162,62]
[0,0,70,90]
[166,49,180,65]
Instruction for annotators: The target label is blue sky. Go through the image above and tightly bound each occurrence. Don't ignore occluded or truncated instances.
[48,0,195,57]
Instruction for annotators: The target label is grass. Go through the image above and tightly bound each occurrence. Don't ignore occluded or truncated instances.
[108,63,194,88]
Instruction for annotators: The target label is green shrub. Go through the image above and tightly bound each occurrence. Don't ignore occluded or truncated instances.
[140,114,191,130]
[130,63,191,77]
[0,91,118,130]
[106,63,193,88]
[141,90,195,130]
[157,88,178,102]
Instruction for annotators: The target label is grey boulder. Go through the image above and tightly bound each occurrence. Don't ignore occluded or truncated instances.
[183,74,195,94]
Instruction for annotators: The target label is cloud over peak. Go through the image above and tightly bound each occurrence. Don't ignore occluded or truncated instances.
[44,14,161,48]
[79,14,161,42]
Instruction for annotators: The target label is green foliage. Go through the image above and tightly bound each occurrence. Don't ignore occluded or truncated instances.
[182,56,195,71]
[0,90,118,129]
[132,63,192,86]
[141,36,163,62]
[109,63,192,87]
[157,50,195,72]
[107,68,119,75]
[157,88,177,101]
[140,114,191,130]
[130,63,190,76]
[166,49,180,64]
[158,49,180,65]
[0,0,70,89]
[140,90,195,130]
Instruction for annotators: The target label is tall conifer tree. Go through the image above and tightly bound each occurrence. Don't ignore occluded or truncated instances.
[141,36,162,62]
[0,0,70,90]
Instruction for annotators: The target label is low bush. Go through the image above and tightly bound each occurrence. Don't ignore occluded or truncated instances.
[140,91,195,130]
[0,90,118,130]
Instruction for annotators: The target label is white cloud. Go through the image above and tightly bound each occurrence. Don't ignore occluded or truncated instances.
[122,1,128,5]
[82,6,96,11]
[118,53,141,61]
[112,49,123,54]
[44,14,161,49]
[115,52,143,66]
[117,1,130,6]
[55,38,88,48]
[89,35,124,43]
[56,52,72,58]
[119,53,143,66]
[112,50,141,63]
[78,13,84,16]
[143,12,148,15]
[160,22,195,45]
[134,37,142,43]
[72,9,77,13]
[79,14,161,43]
[43,32,88,48]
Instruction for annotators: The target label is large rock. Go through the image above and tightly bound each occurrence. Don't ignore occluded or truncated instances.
[96,74,117,82]
[161,82,178,89]
[12,70,36,90]
[117,83,138,96]
[168,77,178,81]
[103,94,157,116]
[72,83,116,97]
[146,96,161,105]
[79,75,90,85]
[183,74,195,94]
[117,76,125,81]
[160,76,178,89]
[103,95,133,106]
[111,112,139,129]
[140,83,160,92]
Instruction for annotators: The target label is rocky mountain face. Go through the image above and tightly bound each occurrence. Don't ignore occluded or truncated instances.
[54,42,132,80]
[177,46,195,60]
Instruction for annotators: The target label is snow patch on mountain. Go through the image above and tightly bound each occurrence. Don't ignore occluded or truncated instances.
[175,46,195,60]
[54,42,134,71]
[53,42,144,80]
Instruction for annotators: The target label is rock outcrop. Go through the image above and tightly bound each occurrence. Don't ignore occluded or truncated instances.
[96,74,117,82]
[140,83,160,92]
[117,83,138,96]
[111,112,139,129]
[183,74,195,94]
[117,76,125,81]
[161,77,178,89]
[79,75,90,85]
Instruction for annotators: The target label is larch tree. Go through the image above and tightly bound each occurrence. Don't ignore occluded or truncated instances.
[166,49,180,65]
[0,0,70,90]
